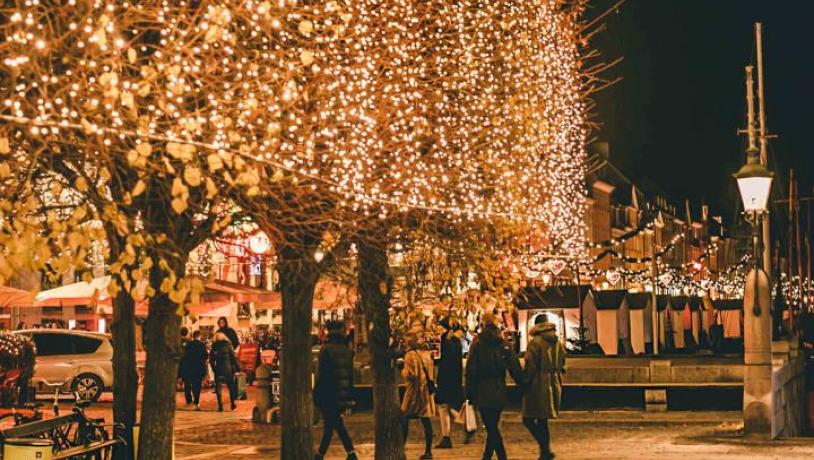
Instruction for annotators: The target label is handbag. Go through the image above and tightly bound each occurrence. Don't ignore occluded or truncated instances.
[415,351,436,395]
[459,400,477,433]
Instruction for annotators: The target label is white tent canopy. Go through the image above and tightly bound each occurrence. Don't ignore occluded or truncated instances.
[34,276,111,307]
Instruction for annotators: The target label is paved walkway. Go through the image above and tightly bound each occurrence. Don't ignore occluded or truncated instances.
[18,390,814,459]
[172,412,814,460]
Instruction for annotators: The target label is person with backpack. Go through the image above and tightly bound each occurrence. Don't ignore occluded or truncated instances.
[314,320,358,460]
[522,314,566,460]
[401,329,436,460]
[465,312,522,460]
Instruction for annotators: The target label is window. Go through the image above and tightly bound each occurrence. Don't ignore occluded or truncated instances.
[30,333,73,356]
[71,336,102,354]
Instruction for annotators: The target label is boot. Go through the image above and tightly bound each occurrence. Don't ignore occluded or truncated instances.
[419,452,433,460]
[314,454,324,460]
[435,436,452,449]
[346,452,358,460]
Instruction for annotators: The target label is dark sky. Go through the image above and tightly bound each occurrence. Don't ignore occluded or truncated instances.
[589,0,814,225]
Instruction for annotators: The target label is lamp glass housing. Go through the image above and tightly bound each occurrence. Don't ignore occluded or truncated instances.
[736,176,772,213]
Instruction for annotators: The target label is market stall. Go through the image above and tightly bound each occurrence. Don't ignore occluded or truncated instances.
[584,290,628,355]
[624,292,652,355]
[656,295,672,350]
[515,284,592,352]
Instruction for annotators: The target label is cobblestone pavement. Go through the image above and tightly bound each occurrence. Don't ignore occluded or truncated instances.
[17,389,814,459]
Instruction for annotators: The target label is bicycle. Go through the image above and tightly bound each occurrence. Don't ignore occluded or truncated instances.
[40,376,75,417]
[0,401,44,427]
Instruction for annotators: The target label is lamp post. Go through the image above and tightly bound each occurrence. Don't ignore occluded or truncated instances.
[734,144,774,435]
[734,145,774,315]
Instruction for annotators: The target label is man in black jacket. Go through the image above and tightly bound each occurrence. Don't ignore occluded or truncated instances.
[182,330,208,410]
[313,320,357,460]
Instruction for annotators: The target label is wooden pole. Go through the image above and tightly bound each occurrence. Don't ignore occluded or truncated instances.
[788,169,795,330]
[745,66,757,150]
[755,23,773,281]
[795,177,804,316]
[650,229,659,355]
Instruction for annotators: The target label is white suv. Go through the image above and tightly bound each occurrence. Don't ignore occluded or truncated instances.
[14,329,113,402]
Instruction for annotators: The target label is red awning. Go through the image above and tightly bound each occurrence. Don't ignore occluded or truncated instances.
[0,286,35,308]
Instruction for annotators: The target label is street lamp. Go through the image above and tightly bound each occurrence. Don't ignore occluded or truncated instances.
[734,145,773,315]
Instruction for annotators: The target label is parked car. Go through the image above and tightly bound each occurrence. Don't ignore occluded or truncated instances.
[13,329,113,402]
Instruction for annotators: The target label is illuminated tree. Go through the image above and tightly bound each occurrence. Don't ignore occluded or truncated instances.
[0,2,277,458]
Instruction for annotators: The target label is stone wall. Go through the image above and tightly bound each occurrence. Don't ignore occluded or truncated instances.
[771,338,807,438]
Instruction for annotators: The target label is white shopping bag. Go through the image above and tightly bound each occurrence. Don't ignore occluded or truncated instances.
[461,401,477,433]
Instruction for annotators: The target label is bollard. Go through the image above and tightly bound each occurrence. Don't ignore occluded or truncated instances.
[3,438,53,460]
[252,364,272,423]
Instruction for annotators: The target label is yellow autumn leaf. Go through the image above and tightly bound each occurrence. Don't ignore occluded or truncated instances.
[171,197,188,214]
[75,177,88,192]
[205,178,217,199]
[0,138,10,154]
[137,84,151,97]
[131,180,146,197]
[127,48,137,64]
[126,149,139,165]
[99,167,111,181]
[0,163,9,178]
[183,167,202,187]
[171,177,186,197]
[206,154,223,171]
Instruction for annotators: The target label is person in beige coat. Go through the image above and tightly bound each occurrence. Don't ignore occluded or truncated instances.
[401,331,436,459]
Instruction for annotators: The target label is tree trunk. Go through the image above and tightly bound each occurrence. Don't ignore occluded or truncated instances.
[137,265,183,460]
[278,245,319,460]
[357,238,406,460]
[111,286,138,460]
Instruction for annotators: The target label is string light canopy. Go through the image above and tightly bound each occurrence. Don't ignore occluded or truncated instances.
[0,0,590,259]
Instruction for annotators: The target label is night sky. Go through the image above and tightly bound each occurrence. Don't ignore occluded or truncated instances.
[589,0,814,226]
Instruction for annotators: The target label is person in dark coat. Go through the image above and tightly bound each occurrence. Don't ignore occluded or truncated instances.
[216,317,240,350]
[313,320,358,460]
[465,312,522,460]
[522,315,566,460]
[435,315,467,449]
[210,332,239,412]
[182,330,208,410]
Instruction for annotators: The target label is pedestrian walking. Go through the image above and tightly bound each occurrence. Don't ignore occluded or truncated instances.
[401,330,436,460]
[178,327,190,394]
[182,330,208,410]
[522,315,566,460]
[465,312,522,460]
[216,317,240,350]
[435,315,469,449]
[313,320,358,460]
[210,331,239,412]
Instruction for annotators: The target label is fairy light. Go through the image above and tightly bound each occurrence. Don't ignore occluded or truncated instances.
[0,0,590,258]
